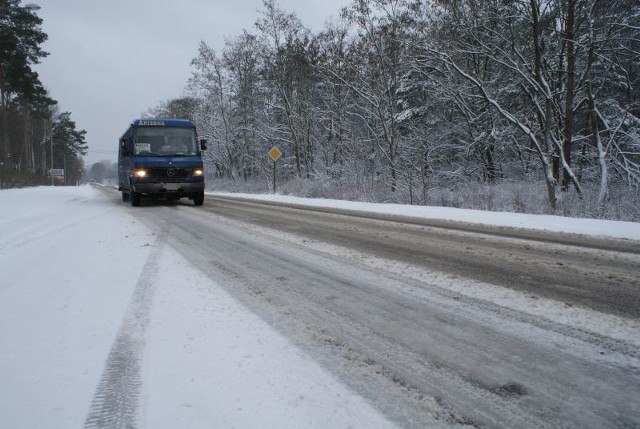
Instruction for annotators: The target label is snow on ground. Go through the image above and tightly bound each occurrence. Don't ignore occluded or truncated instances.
[213,192,640,240]
[1,185,639,428]
[0,186,397,429]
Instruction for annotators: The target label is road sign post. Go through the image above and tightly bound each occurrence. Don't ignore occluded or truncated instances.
[267,146,282,194]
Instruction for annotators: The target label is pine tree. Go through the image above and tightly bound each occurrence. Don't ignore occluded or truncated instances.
[0,0,53,168]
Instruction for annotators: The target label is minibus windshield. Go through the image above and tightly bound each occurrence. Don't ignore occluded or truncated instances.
[133,127,198,156]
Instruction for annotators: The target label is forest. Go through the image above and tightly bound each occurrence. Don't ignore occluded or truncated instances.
[0,0,87,188]
[148,0,639,220]
[3,0,638,220]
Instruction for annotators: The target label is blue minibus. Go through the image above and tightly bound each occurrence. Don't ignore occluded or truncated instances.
[118,119,207,206]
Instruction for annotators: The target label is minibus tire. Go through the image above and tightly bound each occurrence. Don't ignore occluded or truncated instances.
[130,191,141,207]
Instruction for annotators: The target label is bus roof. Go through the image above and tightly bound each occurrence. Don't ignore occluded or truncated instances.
[131,118,196,128]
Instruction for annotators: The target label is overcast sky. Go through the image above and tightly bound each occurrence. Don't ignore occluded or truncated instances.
[32,0,351,166]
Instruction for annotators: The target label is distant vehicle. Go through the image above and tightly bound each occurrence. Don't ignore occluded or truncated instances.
[118,119,207,206]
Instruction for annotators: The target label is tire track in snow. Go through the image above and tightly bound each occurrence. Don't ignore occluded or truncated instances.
[84,221,170,429]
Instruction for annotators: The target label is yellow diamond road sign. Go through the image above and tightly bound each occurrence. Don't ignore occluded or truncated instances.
[268,146,282,161]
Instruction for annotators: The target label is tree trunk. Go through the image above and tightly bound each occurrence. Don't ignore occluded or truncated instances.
[485,146,496,183]
[586,1,608,207]
[562,0,576,190]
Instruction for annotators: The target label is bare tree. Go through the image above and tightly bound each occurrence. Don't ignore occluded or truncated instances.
[255,0,315,178]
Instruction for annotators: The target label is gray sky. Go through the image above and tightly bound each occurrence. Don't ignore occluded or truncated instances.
[32,0,350,166]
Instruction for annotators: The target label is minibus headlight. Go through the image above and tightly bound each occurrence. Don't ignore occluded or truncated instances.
[193,168,203,176]
[134,168,148,178]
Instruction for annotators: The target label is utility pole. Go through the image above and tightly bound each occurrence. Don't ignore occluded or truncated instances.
[50,132,54,186]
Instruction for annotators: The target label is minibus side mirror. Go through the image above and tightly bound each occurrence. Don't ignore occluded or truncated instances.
[120,138,130,156]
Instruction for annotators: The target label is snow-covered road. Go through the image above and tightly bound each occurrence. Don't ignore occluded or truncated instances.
[0,186,400,429]
[1,185,639,428]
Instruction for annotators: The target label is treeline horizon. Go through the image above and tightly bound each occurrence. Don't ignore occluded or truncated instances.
[145,0,638,220]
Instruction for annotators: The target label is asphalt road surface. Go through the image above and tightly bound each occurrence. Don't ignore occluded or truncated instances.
[100,188,640,428]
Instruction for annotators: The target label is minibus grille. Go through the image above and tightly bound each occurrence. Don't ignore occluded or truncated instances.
[150,168,190,180]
